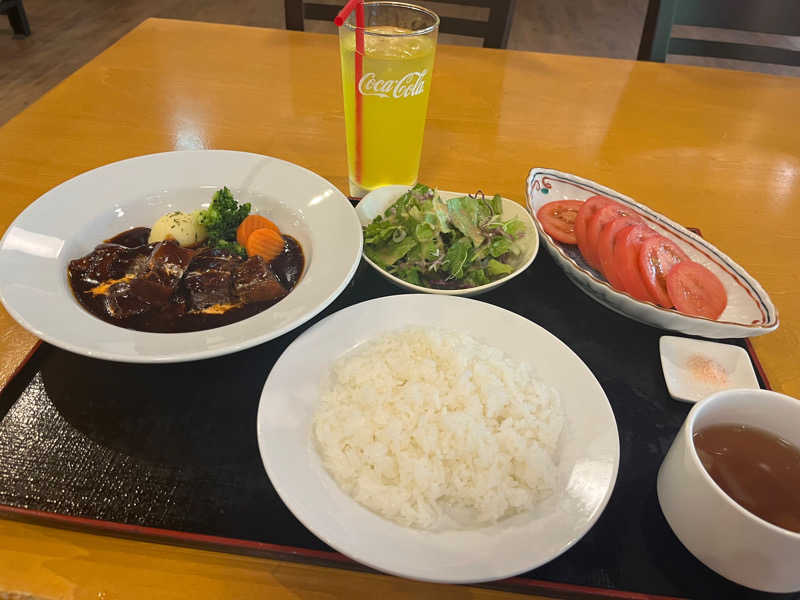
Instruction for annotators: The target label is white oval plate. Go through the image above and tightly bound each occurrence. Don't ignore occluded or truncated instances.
[257,294,619,584]
[526,168,778,338]
[0,150,362,363]
[356,185,538,297]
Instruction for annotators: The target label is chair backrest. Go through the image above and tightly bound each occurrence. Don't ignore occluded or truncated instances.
[284,0,516,49]
[638,0,800,66]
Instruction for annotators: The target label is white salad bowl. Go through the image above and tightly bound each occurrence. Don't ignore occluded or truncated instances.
[257,294,620,583]
[0,150,363,363]
[526,168,778,339]
[356,185,538,297]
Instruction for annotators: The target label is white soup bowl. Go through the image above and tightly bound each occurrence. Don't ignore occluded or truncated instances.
[657,388,800,593]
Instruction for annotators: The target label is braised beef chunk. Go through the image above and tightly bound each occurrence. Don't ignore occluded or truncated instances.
[105,227,152,248]
[234,257,286,303]
[184,270,236,310]
[186,248,240,274]
[68,244,152,286]
[68,227,304,333]
[234,256,287,304]
[147,241,196,287]
[183,248,242,310]
[102,277,174,320]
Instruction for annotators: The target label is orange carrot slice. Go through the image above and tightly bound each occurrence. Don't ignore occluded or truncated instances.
[246,227,285,262]
[237,215,280,247]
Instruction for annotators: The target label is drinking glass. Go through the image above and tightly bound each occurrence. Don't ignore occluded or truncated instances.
[338,2,439,197]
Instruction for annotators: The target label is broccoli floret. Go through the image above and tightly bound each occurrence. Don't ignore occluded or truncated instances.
[198,187,251,251]
[214,239,248,258]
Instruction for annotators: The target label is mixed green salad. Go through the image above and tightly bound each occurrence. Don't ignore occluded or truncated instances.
[363,184,528,289]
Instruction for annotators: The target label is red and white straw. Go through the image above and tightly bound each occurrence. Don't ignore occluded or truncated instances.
[335,0,365,185]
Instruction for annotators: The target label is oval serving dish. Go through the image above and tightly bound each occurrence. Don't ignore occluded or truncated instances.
[526,168,777,339]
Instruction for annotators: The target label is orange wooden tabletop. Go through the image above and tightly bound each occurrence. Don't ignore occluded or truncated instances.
[1,17,800,599]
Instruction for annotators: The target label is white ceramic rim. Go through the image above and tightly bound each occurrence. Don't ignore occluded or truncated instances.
[683,389,800,539]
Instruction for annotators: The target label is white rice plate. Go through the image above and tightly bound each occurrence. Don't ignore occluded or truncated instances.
[313,327,563,530]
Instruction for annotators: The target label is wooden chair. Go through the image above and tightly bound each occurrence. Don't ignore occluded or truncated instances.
[0,0,30,37]
[638,0,800,65]
[284,0,516,49]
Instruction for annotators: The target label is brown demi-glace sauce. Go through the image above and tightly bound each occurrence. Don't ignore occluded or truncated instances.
[67,227,304,333]
[694,423,800,533]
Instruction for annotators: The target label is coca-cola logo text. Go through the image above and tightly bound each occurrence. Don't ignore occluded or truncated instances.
[358,70,428,98]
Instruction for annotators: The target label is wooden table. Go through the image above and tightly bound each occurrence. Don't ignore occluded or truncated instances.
[1,17,799,599]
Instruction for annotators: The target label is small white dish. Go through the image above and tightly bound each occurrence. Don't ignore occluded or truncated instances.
[526,168,778,338]
[355,185,538,297]
[659,336,759,403]
[658,389,800,593]
[256,294,619,584]
[0,150,363,363]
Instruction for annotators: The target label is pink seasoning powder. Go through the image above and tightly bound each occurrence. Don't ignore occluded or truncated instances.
[686,354,729,386]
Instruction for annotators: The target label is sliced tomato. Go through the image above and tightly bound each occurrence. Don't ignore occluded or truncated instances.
[596,216,645,287]
[537,200,584,244]
[666,261,728,319]
[638,236,690,308]
[612,224,659,303]
[585,203,642,271]
[575,195,615,269]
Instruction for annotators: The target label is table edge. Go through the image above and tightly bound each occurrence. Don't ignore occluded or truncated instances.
[0,504,683,600]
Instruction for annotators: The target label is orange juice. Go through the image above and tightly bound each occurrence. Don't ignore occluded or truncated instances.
[339,25,437,196]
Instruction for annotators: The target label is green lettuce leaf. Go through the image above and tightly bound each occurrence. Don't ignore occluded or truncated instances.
[489,194,503,215]
[487,259,514,277]
[444,237,472,279]
[363,217,403,245]
[415,222,435,242]
[432,193,451,233]
[395,266,422,285]
[366,236,418,266]
[466,268,490,287]
[489,237,513,258]
[503,218,527,237]
[447,196,484,247]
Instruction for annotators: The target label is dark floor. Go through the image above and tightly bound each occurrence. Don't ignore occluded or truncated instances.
[1,0,798,126]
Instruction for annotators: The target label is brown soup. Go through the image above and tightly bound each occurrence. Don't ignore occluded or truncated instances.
[693,423,800,533]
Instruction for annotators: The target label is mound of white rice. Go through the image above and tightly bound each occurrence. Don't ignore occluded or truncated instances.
[313,327,563,530]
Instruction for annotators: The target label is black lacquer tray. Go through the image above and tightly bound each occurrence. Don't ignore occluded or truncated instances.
[0,247,791,600]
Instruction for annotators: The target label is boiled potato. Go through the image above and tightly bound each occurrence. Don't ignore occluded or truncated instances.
[148,211,208,247]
